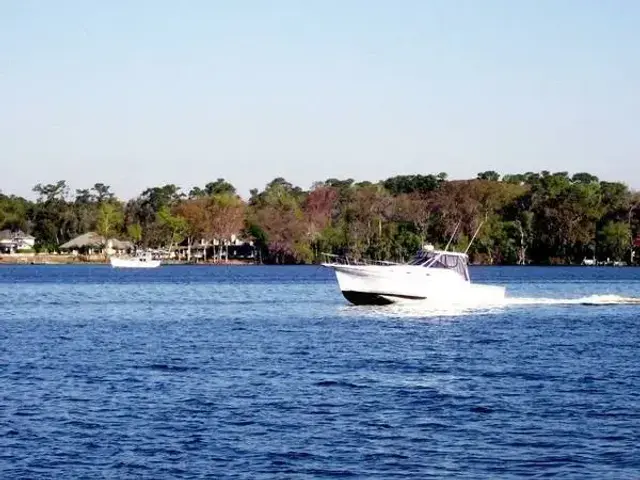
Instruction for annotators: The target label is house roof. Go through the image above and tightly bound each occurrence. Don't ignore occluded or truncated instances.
[0,229,32,240]
[59,232,103,249]
[110,238,134,250]
[59,232,132,250]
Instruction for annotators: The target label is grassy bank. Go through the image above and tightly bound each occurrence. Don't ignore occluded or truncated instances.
[0,253,106,265]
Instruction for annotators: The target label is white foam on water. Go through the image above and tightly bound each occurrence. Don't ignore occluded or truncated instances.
[341,294,640,318]
[341,298,504,318]
[504,294,640,306]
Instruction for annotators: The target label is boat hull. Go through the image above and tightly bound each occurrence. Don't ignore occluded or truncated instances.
[342,290,426,305]
[324,264,505,306]
[110,257,161,268]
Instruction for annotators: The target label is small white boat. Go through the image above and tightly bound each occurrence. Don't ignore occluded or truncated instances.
[322,244,505,306]
[109,252,161,269]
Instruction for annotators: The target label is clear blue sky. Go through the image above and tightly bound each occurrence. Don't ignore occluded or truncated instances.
[1,0,638,199]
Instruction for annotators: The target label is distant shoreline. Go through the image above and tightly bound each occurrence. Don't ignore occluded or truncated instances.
[0,254,256,266]
[0,255,633,267]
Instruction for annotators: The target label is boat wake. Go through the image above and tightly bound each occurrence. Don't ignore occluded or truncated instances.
[341,294,640,318]
[504,294,640,307]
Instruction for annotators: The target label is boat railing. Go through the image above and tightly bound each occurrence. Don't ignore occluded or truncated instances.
[320,252,400,266]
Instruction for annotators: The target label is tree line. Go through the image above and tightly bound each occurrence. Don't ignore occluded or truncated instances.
[1,171,639,265]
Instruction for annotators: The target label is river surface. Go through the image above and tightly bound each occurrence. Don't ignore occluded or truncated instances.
[0,265,638,479]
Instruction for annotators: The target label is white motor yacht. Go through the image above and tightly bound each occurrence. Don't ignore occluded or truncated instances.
[109,252,161,269]
[322,244,505,306]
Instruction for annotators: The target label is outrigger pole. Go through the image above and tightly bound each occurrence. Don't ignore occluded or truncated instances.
[464,217,486,255]
[444,220,461,252]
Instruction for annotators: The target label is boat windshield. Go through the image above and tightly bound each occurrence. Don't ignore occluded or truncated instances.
[409,250,470,280]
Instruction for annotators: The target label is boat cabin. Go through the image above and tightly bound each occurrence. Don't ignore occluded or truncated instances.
[409,247,470,281]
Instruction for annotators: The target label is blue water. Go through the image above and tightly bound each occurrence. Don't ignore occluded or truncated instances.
[1,265,638,479]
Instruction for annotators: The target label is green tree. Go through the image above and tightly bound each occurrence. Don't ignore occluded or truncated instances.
[92,183,115,202]
[0,194,31,232]
[127,223,143,247]
[96,202,124,240]
[33,180,69,203]
[477,171,500,182]
[245,223,268,264]
[189,178,237,198]
[598,221,630,262]
[157,206,187,254]
[502,174,526,184]
[529,173,602,263]
[572,172,599,184]
[383,174,443,195]
[31,181,77,250]
[249,178,308,263]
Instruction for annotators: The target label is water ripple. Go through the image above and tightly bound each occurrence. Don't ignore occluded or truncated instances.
[1,265,639,478]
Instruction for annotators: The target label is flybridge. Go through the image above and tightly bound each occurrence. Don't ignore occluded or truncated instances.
[409,244,469,262]
[409,246,470,281]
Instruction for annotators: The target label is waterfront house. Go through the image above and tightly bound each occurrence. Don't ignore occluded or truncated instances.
[226,235,256,260]
[175,235,255,262]
[0,229,36,254]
